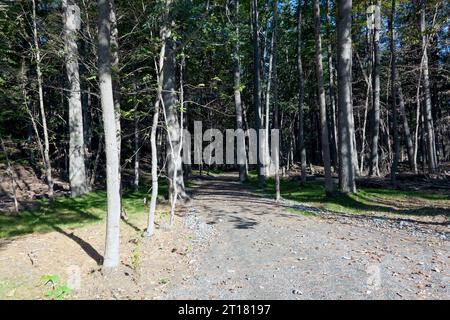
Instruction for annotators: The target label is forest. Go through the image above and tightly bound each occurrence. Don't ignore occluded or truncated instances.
[0,0,449,300]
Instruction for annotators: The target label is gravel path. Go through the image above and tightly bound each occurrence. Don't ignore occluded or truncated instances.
[165,173,449,300]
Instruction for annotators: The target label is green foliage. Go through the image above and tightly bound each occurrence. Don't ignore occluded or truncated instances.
[41,274,72,300]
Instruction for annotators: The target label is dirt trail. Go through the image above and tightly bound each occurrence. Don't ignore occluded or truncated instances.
[0,173,448,299]
[165,173,449,300]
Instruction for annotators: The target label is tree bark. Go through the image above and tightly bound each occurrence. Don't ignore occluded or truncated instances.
[369,1,381,177]
[145,20,168,235]
[271,0,280,200]
[108,0,129,221]
[263,12,274,178]
[133,115,140,191]
[420,2,437,172]
[233,0,247,183]
[390,0,399,185]
[337,0,356,193]
[98,0,121,269]
[326,0,338,168]
[162,13,187,204]
[297,2,307,184]
[110,0,122,165]
[314,0,333,195]
[31,0,54,199]
[252,0,264,187]
[397,78,415,171]
[63,0,88,197]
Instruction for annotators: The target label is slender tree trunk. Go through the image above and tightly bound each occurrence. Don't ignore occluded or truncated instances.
[233,0,247,182]
[31,0,53,199]
[169,51,186,226]
[252,0,264,187]
[390,0,399,185]
[162,12,187,205]
[297,3,307,184]
[270,0,280,200]
[337,0,356,193]
[420,109,426,171]
[326,0,338,168]
[145,30,167,236]
[414,60,423,172]
[264,18,274,178]
[356,36,372,174]
[98,0,121,269]
[21,59,46,174]
[133,115,139,191]
[397,79,415,171]
[313,0,333,195]
[360,73,371,173]
[420,3,437,172]
[80,0,93,153]
[369,1,381,176]
[63,0,88,197]
[242,101,250,177]
[146,96,160,236]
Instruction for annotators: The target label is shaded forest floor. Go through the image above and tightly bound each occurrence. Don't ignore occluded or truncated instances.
[245,172,449,238]
[0,170,449,299]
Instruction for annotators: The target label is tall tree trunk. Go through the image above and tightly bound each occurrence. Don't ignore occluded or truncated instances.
[233,0,247,182]
[31,0,54,199]
[390,0,399,185]
[297,2,307,184]
[263,15,274,178]
[271,0,280,200]
[413,60,423,172]
[369,1,381,176]
[337,0,356,193]
[63,0,88,197]
[252,0,264,187]
[80,0,93,153]
[163,14,187,204]
[313,0,333,195]
[110,0,121,164]
[133,115,140,191]
[145,11,169,235]
[170,50,186,226]
[326,0,338,168]
[109,0,126,220]
[98,0,121,269]
[420,2,437,172]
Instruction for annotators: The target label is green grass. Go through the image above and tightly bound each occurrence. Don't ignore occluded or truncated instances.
[0,182,168,239]
[246,172,450,217]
